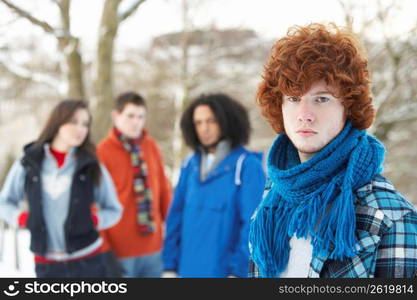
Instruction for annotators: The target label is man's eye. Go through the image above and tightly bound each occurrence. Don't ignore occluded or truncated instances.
[288,97,299,102]
[316,96,330,103]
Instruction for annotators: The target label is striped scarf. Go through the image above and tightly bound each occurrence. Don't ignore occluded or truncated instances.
[249,121,385,277]
[115,127,155,234]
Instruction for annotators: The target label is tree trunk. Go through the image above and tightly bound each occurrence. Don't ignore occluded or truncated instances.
[171,0,192,184]
[61,37,85,98]
[58,0,84,98]
[93,0,122,141]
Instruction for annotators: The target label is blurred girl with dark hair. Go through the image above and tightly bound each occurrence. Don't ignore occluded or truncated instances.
[0,99,122,278]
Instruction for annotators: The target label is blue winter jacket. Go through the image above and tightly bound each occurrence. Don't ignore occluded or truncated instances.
[162,146,266,277]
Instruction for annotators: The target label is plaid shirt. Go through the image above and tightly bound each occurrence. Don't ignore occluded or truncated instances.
[248,174,417,278]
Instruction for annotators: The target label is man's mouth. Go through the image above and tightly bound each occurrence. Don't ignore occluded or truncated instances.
[296,129,317,137]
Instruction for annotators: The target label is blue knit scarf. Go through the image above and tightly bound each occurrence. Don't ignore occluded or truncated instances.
[249,121,385,277]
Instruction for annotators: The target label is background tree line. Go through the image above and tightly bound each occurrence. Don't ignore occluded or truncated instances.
[0,0,416,205]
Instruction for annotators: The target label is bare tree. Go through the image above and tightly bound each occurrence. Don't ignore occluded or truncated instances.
[170,0,192,182]
[338,0,417,204]
[338,0,417,141]
[144,27,271,182]
[93,0,146,140]
[0,0,84,98]
[0,0,147,140]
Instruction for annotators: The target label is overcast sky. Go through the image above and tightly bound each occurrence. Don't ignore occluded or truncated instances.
[87,0,417,46]
[1,0,416,60]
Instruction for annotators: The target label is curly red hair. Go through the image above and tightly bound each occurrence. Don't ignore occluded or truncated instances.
[257,23,375,133]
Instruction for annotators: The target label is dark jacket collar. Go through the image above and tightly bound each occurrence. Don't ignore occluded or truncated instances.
[22,142,97,172]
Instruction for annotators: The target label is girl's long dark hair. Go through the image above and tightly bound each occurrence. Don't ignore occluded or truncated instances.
[35,99,101,185]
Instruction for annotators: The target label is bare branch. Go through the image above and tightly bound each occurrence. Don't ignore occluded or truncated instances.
[0,57,61,90]
[57,0,71,32]
[0,0,55,34]
[118,0,146,23]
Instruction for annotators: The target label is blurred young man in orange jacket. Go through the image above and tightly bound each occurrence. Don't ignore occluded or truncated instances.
[97,91,172,277]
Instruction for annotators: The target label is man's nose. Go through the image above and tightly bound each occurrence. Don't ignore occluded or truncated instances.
[297,101,315,123]
[76,124,87,132]
[133,117,142,125]
[200,122,210,132]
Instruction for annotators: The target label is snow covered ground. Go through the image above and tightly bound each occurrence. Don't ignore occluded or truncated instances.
[0,228,35,277]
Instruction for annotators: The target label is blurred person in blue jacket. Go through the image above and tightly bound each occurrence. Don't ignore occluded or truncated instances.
[162,93,266,278]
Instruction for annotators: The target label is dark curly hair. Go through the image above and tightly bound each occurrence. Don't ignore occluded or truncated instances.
[181,93,251,151]
[257,23,375,133]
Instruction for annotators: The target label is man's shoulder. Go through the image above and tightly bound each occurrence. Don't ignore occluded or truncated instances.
[142,133,157,145]
[181,152,198,169]
[355,174,417,223]
[97,136,123,160]
[232,146,264,165]
[243,150,264,165]
[97,135,115,149]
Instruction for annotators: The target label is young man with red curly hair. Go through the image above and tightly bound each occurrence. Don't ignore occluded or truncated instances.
[249,23,417,278]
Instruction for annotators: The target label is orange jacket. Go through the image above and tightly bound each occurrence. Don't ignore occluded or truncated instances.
[97,129,172,258]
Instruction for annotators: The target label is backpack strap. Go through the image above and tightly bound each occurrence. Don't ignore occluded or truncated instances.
[234,153,247,186]
[182,152,195,168]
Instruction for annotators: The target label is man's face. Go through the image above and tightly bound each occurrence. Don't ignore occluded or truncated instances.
[112,103,146,139]
[193,104,222,151]
[282,80,346,162]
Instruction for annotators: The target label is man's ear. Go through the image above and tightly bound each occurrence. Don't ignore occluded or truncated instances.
[345,108,351,120]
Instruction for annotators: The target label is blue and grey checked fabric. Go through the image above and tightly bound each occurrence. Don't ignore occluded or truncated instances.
[248,174,417,278]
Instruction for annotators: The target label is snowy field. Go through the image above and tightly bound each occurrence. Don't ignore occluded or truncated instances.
[0,228,35,277]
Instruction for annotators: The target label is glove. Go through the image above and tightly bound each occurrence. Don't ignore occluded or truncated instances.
[18,211,29,227]
[91,213,99,227]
